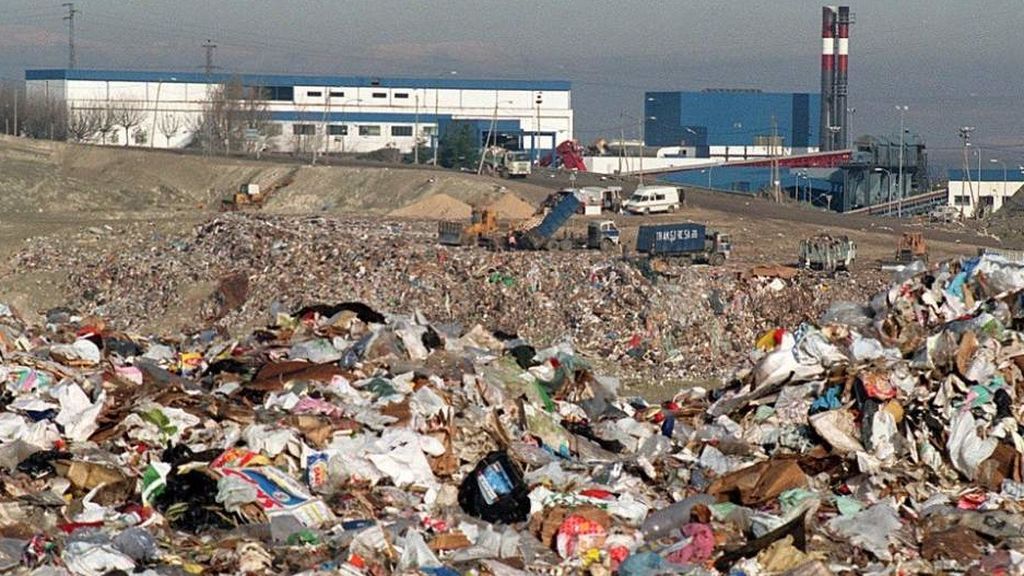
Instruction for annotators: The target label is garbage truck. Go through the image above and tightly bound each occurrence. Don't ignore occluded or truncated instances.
[511,193,581,250]
[635,223,731,265]
[799,235,856,272]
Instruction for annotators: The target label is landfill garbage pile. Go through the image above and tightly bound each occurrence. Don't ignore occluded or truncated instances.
[2,253,1024,574]
[4,213,885,387]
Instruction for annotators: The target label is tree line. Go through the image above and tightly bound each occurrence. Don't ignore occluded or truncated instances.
[0,77,270,153]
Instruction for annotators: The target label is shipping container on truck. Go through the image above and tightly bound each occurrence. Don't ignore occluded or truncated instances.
[636,222,730,265]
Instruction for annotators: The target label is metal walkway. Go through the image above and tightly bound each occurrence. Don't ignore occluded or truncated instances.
[844,190,947,217]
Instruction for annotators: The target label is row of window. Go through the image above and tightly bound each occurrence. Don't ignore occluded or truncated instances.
[304,90,412,100]
[291,124,430,137]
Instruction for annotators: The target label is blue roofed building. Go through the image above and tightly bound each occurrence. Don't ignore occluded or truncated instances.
[25,69,573,156]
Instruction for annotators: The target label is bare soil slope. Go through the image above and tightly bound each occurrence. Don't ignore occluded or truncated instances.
[0,136,550,216]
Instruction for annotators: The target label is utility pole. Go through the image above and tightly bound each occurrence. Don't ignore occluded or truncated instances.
[414,93,419,164]
[13,86,18,137]
[896,105,908,218]
[958,126,975,217]
[770,114,780,202]
[202,39,217,76]
[638,115,644,186]
[63,3,78,69]
[432,88,439,166]
[201,39,217,155]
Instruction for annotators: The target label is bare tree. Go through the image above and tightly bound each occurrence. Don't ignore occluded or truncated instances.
[111,100,145,147]
[66,105,100,142]
[0,80,22,136]
[190,77,270,155]
[20,96,67,141]
[158,113,181,147]
[95,105,115,145]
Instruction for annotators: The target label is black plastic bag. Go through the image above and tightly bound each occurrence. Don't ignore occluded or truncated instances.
[458,451,530,524]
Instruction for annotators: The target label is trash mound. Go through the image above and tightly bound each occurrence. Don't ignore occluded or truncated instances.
[2,254,1024,573]
[486,193,538,220]
[6,213,886,386]
[389,193,473,220]
[984,184,1024,244]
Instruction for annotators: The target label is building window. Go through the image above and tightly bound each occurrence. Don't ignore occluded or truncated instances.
[254,86,293,101]
[359,125,381,136]
[953,195,972,206]
[391,125,413,137]
[372,92,387,99]
[330,90,344,98]
[294,124,316,136]
[394,93,409,99]
[328,125,348,136]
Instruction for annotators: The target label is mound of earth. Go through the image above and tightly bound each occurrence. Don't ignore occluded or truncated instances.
[486,193,538,219]
[388,193,472,219]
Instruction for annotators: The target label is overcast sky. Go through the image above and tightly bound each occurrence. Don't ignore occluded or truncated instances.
[2,1,1022,168]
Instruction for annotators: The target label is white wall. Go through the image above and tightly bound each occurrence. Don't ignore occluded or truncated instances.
[29,76,573,154]
[948,179,1024,217]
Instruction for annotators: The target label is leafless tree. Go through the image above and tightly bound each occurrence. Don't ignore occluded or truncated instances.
[95,106,115,145]
[190,77,270,155]
[0,81,22,136]
[20,96,67,141]
[111,99,145,147]
[158,113,181,147]
[66,105,100,142]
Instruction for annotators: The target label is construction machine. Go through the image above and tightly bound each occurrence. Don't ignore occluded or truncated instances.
[221,184,264,211]
[895,232,928,263]
[437,208,502,247]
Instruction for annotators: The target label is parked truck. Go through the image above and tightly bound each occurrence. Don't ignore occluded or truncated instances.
[635,223,731,265]
[799,235,857,272]
[482,148,532,178]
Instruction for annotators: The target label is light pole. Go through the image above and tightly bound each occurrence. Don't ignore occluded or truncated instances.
[895,105,908,218]
[991,158,1007,212]
[337,98,362,155]
[873,167,892,215]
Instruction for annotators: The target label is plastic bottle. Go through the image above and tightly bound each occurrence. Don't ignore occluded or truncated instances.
[641,494,717,541]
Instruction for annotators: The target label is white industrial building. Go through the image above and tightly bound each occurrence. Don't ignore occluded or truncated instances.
[25,69,573,156]
[947,169,1024,218]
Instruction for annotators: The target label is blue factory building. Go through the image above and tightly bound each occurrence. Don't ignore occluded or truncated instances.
[644,90,821,156]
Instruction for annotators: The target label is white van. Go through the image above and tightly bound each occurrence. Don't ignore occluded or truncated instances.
[623,185,682,214]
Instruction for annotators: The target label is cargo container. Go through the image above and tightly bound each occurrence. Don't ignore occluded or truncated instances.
[636,222,731,265]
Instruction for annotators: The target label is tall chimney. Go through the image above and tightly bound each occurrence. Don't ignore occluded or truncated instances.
[819,6,836,151]
[835,6,850,149]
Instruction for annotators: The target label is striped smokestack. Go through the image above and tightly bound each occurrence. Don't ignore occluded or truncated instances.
[835,6,850,149]
[820,6,836,151]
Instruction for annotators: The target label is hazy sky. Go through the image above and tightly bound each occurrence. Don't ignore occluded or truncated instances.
[2,1,1022,168]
